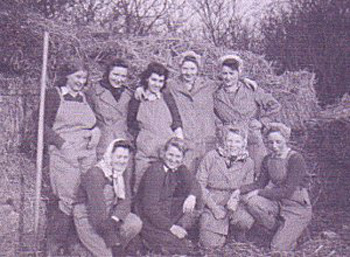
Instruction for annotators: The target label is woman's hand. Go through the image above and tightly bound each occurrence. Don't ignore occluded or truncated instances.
[170,225,188,239]
[212,205,227,220]
[174,127,184,139]
[183,195,196,214]
[226,189,240,212]
[87,127,101,149]
[134,87,146,101]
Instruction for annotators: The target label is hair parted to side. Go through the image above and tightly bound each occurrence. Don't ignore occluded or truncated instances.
[102,58,129,83]
[216,124,248,147]
[162,137,188,156]
[140,62,169,89]
[55,58,88,87]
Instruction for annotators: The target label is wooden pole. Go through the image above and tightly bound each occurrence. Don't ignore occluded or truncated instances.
[34,31,49,250]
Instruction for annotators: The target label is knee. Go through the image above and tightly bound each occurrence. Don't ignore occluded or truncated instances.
[199,229,226,249]
[123,213,143,236]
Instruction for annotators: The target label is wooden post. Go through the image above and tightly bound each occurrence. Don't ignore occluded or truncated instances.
[34,31,49,250]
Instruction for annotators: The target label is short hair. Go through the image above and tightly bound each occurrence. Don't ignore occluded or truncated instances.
[55,59,88,87]
[222,58,240,71]
[140,62,169,90]
[216,124,248,147]
[163,137,188,156]
[102,58,129,84]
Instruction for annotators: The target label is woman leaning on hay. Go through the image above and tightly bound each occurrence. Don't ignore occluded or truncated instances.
[213,55,281,178]
[43,59,100,255]
[239,122,312,252]
[196,124,255,249]
[127,62,184,193]
[86,58,132,159]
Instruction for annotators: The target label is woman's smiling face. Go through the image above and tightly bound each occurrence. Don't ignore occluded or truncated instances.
[66,70,88,92]
[221,65,239,88]
[181,61,198,84]
[147,73,165,95]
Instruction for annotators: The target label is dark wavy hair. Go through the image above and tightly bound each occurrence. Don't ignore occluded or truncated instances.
[102,58,129,85]
[55,59,88,87]
[222,58,240,71]
[140,62,169,90]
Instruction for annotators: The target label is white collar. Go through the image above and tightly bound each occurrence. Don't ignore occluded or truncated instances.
[145,89,161,101]
[61,86,81,97]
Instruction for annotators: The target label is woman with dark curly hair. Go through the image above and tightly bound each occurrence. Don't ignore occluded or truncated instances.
[127,62,183,193]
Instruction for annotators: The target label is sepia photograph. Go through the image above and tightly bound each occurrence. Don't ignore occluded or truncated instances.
[0,0,349,256]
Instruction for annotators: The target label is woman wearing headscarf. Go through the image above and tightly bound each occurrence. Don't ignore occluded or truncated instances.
[127,62,183,193]
[214,55,281,177]
[87,58,132,159]
[239,122,312,252]
[196,125,255,249]
[135,137,202,256]
[44,60,100,254]
[73,139,142,257]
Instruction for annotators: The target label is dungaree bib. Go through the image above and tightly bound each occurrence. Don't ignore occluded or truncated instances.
[49,88,97,215]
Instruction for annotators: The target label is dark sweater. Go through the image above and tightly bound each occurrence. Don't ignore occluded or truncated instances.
[240,152,309,201]
[136,161,202,231]
[76,166,132,247]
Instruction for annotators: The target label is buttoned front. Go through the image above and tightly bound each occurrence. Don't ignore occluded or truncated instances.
[168,76,217,172]
[197,150,254,237]
[88,82,132,158]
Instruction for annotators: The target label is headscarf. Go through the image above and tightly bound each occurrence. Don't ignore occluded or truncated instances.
[266,122,292,141]
[218,54,244,73]
[96,138,132,200]
[180,50,202,68]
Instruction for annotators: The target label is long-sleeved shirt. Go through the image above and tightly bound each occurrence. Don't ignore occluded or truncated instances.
[76,165,132,247]
[240,151,309,201]
[213,80,281,126]
[197,149,254,210]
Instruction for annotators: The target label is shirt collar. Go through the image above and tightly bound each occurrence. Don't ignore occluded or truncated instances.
[163,164,176,173]
[61,86,81,97]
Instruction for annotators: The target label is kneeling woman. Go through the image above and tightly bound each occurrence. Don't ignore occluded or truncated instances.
[196,125,255,249]
[73,139,142,257]
[135,137,202,255]
[240,123,312,252]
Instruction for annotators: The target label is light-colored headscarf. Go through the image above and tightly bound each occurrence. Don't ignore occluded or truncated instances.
[96,138,130,200]
[218,54,244,73]
[266,122,292,141]
[180,50,202,67]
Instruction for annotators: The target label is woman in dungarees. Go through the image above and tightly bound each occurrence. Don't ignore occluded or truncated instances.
[127,62,183,193]
[240,123,312,253]
[44,60,100,255]
[213,55,281,177]
[196,125,255,249]
[87,58,132,159]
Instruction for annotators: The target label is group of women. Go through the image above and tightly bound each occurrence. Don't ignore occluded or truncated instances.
[44,51,312,257]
